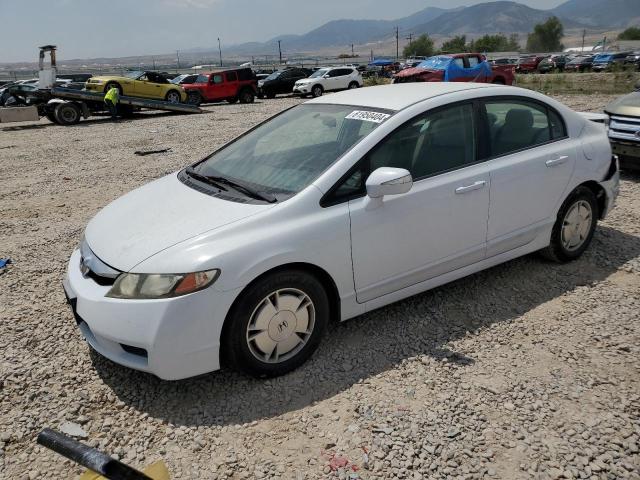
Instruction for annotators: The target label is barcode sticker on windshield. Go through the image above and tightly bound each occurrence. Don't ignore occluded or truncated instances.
[345,110,391,123]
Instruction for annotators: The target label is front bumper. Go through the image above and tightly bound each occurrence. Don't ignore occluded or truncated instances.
[63,249,240,380]
[85,83,103,93]
[293,85,310,94]
[610,140,640,162]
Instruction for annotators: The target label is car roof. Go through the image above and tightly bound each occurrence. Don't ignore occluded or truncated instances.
[306,82,497,111]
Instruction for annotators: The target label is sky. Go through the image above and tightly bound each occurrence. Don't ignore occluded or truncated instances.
[0,0,566,63]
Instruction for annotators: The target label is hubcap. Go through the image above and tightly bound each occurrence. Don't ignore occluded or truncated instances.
[62,108,77,121]
[561,200,592,251]
[167,92,179,103]
[246,288,315,363]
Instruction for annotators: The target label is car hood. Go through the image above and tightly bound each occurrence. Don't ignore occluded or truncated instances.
[605,91,640,117]
[84,173,273,272]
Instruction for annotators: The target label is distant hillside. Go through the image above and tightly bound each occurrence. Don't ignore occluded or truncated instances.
[551,0,640,28]
[411,1,580,36]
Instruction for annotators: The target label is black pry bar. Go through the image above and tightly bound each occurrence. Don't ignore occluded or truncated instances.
[37,429,153,480]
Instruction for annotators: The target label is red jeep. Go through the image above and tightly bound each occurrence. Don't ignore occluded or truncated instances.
[393,53,515,85]
[183,68,258,105]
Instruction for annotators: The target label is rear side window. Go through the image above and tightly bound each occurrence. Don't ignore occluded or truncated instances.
[226,71,238,82]
[212,74,223,84]
[484,100,566,157]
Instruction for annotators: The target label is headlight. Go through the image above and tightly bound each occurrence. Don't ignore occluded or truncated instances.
[106,269,220,299]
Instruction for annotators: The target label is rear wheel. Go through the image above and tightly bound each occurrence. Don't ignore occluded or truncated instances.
[239,89,255,104]
[223,269,329,377]
[541,186,598,263]
[265,90,276,99]
[165,90,181,103]
[227,96,238,104]
[348,81,359,89]
[45,111,58,124]
[312,85,323,97]
[54,102,81,126]
[491,78,505,85]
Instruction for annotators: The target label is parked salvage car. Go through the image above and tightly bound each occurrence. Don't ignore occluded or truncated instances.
[624,51,640,70]
[516,55,547,73]
[258,68,311,99]
[293,67,362,97]
[393,53,515,85]
[85,70,187,103]
[564,55,594,73]
[592,52,631,72]
[64,83,618,380]
[604,90,640,171]
[537,55,568,73]
[183,67,257,105]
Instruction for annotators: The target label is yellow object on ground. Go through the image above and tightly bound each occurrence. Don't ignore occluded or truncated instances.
[78,460,170,480]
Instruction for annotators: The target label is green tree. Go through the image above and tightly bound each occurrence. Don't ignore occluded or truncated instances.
[618,26,640,40]
[526,16,564,52]
[441,35,467,53]
[403,34,435,58]
[469,34,516,52]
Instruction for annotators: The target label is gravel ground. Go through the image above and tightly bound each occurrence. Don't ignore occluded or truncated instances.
[0,93,639,480]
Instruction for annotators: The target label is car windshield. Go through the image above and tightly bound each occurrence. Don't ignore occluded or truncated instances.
[170,75,185,84]
[417,56,452,70]
[124,71,143,79]
[188,104,392,198]
[265,71,282,81]
[310,69,329,78]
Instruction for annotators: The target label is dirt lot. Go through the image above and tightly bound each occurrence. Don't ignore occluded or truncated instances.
[0,93,639,480]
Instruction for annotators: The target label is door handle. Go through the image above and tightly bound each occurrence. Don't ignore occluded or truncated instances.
[455,180,486,194]
[546,155,569,167]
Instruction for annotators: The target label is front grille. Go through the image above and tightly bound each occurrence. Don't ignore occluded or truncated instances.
[609,115,640,143]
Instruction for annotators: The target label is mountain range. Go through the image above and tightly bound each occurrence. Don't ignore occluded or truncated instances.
[224,0,640,55]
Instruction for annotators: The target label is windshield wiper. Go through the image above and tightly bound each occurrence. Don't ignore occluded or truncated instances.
[185,167,228,191]
[186,168,277,203]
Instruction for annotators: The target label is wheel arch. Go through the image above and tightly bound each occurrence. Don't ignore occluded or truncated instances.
[220,262,341,360]
[578,180,607,220]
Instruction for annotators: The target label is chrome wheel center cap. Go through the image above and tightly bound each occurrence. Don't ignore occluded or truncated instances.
[268,311,297,342]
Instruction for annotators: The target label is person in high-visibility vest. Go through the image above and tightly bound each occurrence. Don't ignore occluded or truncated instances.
[104,86,120,120]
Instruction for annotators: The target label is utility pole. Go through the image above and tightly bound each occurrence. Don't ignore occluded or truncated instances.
[152,57,156,70]
[406,33,413,57]
[581,29,586,52]
[218,38,223,67]
[278,40,282,64]
[176,50,180,73]
[351,44,354,57]
[602,36,607,52]
[395,26,399,60]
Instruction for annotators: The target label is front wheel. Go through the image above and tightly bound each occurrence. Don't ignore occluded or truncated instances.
[104,82,122,94]
[223,270,329,377]
[54,102,81,126]
[312,85,323,97]
[541,186,598,263]
[187,91,202,106]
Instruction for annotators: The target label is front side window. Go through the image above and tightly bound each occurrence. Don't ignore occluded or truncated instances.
[468,56,480,67]
[484,100,565,157]
[326,103,476,205]
[189,104,392,198]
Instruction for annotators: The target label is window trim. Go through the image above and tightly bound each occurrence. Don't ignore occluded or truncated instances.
[479,95,568,161]
[320,99,483,208]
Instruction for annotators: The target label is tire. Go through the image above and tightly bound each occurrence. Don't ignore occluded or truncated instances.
[165,90,181,103]
[238,89,255,104]
[491,78,506,85]
[223,269,329,377]
[348,81,359,89]
[227,96,238,104]
[104,82,122,94]
[54,102,81,126]
[540,186,598,263]
[265,90,276,99]
[311,85,323,98]
[187,91,202,106]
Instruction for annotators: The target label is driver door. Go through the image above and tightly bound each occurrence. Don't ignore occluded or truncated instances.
[134,74,156,98]
[343,103,490,303]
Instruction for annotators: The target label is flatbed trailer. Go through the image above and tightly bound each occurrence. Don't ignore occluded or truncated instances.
[0,87,201,126]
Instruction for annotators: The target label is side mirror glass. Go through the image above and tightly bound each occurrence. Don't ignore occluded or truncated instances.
[366,167,413,199]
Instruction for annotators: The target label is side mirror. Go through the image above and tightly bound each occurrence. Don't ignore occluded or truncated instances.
[366,167,413,199]
[323,74,330,78]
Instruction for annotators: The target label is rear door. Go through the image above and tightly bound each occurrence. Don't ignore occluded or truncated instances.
[482,97,576,257]
[224,71,239,98]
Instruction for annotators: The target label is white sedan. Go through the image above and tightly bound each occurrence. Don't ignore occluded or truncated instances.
[64,83,619,380]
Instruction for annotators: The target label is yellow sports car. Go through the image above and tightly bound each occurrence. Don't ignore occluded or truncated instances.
[85,70,187,103]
